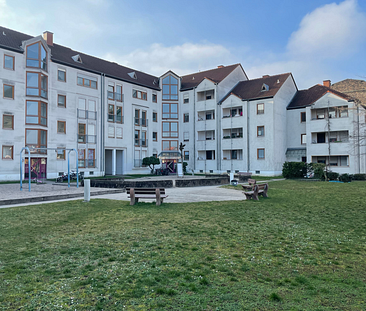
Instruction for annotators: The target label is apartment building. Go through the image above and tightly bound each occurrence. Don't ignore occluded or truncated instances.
[1,26,365,181]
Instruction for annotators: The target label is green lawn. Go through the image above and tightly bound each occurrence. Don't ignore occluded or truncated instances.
[0,180,365,310]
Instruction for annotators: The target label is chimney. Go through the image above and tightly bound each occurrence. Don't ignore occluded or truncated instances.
[323,80,331,88]
[217,65,224,68]
[43,31,53,46]
[262,75,270,78]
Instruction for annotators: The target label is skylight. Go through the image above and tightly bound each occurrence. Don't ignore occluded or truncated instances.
[72,54,82,63]
[128,72,137,79]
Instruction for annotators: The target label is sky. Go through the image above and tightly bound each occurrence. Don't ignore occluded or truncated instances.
[1,0,365,89]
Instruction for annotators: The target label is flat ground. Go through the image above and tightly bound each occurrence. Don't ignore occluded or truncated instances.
[0,180,365,310]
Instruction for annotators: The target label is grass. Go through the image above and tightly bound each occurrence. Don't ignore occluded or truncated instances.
[0,180,365,310]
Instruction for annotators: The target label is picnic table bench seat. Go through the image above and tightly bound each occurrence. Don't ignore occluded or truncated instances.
[242,183,268,201]
[126,187,168,206]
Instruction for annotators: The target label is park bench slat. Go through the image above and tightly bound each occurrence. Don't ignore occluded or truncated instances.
[126,187,168,206]
[243,183,268,201]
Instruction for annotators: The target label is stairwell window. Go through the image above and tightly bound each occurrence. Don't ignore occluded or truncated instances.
[184,113,189,123]
[301,112,306,122]
[162,75,178,100]
[58,95,66,108]
[301,134,306,145]
[26,72,48,98]
[257,126,264,137]
[257,103,264,115]
[58,69,66,82]
[26,42,47,71]
[26,101,47,126]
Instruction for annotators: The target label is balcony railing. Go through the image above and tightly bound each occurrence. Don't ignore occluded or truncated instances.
[134,139,148,147]
[134,118,148,126]
[77,109,97,120]
[223,133,243,139]
[134,159,143,167]
[77,134,97,144]
[107,92,124,102]
[108,114,124,123]
[311,138,349,144]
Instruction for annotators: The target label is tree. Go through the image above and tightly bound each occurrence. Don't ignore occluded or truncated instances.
[142,156,160,173]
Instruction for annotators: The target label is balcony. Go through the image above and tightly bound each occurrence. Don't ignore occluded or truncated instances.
[107,92,124,102]
[134,139,148,147]
[223,133,243,139]
[77,109,97,120]
[134,118,148,127]
[77,134,97,144]
[108,114,124,124]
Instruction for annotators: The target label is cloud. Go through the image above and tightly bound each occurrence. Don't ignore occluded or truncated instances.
[105,42,235,76]
[287,0,366,59]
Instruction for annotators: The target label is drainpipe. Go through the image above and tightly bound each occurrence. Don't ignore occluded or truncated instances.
[193,86,196,171]
[357,104,361,173]
[101,73,105,175]
[216,83,220,172]
[246,100,250,172]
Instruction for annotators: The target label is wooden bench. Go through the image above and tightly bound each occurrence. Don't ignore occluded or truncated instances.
[241,178,257,191]
[243,183,269,201]
[126,188,168,206]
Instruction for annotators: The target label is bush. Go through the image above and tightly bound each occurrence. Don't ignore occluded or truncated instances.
[308,163,326,180]
[142,156,160,173]
[339,173,352,183]
[327,172,339,181]
[282,162,307,179]
[353,174,366,180]
[183,162,188,174]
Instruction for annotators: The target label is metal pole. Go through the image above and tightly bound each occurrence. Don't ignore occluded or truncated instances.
[20,147,31,192]
[68,151,70,188]
[74,148,79,188]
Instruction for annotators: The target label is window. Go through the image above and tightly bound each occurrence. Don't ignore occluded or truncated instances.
[108,126,115,138]
[58,95,66,107]
[162,75,178,100]
[58,69,66,82]
[25,129,47,154]
[162,140,178,150]
[3,114,13,129]
[26,42,47,71]
[184,151,189,161]
[257,103,264,114]
[257,126,264,137]
[231,150,238,160]
[152,94,157,103]
[206,150,215,160]
[116,85,122,102]
[184,113,189,123]
[88,149,95,168]
[301,112,306,122]
[301,134,306,145]
[78,149,85,168]
[231,108,242,117]
[108,85,114,100]
[153,112,157,122]
[108,104,114,122]
[134,130,140,146]
[26,72,48,98]
[26,101,47,126]
[257,148,265,159]
[206,111,215,120]
[153,132,157,141]
[3,84,14,99]
[2,145,13,159]
[141,110,147,127]
[162,103,178,119]
[116,127,123,139]
[302,157,307,163]
[197,90,214,101]
[183,131,189,141]
[141,131,147,146]
[77,75,97,89]
[135,109,140,125]
[116,106,123,123]
[4,55,14,70]
[183,94,189,104]
[133,89,147,100]
[338,106,348,118]
[56,148,65,160]
[162,121,178,138]
[57,121,66,134]
[78,123,86,143]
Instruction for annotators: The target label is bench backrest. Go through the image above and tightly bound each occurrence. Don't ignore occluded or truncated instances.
[248,178,256,185]
[253,183,268,193]
[126,188,166,195]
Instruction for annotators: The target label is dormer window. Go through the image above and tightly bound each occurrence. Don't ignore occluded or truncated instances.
[72,54,82,63]
[26,42,47,71]
[128,72,137,79]
[261,83,269,92]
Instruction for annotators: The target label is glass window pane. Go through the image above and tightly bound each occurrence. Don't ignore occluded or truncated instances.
[170,76,178,84]
[27,43,39,59]
[27,72,39,87]
[171,85,178,94]
[79,124,85,134]
[163,122,169,131]
[26,116,38,124]
[58,70,65,81]
[41,131,46,144]
[27,101,38,115]
[162,85,169,94]
[171,104,177,113]
[162,76,169,84]
[4,85,13,98]
[162,141,170,150]
[4,56,14,69]
[27,59,39,67]
[26,130,38,144]
[26,88,39,96]
[170,141,178,150]
[171,123,177,131]
[162,104,169,113]
[77,77,83,85]
[162,95,170,100]
[41,103,47,117]
[41,45,47,61]
[171,95,178,100]
[3,116,13,128]
[91,81,97,89]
